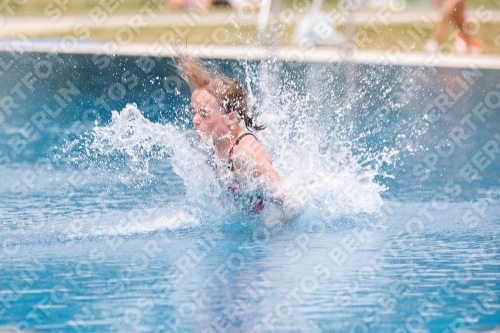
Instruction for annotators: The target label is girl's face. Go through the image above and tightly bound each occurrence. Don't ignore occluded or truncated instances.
[191,88,230,142]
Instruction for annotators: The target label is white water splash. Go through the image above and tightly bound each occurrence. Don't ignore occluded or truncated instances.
[91,210,200,236]
[254,72,392,217]
[90,103,219,210]
[80,59,398,232]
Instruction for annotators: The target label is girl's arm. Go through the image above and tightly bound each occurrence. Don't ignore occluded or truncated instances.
[233,147,302,221]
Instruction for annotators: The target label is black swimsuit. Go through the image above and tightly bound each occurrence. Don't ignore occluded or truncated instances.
[226,132,265,214]
[227,132,257,171]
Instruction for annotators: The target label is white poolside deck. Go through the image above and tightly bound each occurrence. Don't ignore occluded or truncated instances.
[2,9,500,34]
[1,40,499,70]
[0,9,499,69]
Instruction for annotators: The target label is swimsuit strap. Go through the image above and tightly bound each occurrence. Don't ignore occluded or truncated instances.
[228,132,257,157]
[228,132,257,171]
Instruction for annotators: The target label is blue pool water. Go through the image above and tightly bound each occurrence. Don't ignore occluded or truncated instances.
[0,51,499,333]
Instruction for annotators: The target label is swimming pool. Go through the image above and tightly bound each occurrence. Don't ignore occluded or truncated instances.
[0,51,499,333]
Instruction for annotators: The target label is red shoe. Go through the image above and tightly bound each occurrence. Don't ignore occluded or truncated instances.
[469,37,482,54]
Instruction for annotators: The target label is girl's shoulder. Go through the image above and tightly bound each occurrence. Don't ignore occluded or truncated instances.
[233,133,272,166]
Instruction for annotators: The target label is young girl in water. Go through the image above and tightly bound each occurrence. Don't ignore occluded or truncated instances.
[173,48,299,220]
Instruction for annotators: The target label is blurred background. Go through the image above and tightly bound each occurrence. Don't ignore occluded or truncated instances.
[0,0,499,54]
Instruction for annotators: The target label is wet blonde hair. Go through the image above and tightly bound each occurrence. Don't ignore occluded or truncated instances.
[173,47,265,131]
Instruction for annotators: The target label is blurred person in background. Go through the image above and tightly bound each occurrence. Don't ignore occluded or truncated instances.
[425,0,481,53]
[167,0,248,9]
[167,0,213,9]
[229,0,262,10]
